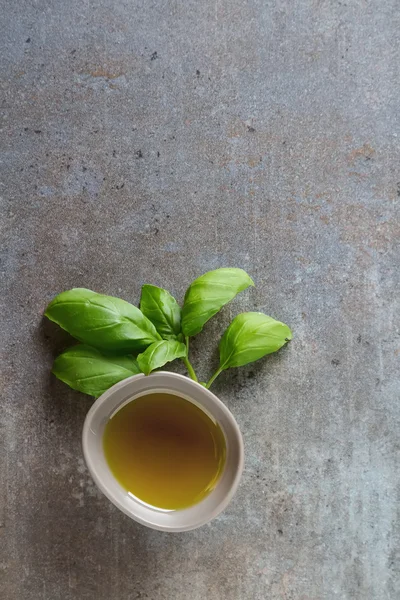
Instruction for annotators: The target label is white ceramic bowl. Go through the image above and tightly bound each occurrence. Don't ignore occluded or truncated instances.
[82,371,244,532]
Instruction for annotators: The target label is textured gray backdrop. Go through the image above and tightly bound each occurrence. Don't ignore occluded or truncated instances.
[1,1,399,599]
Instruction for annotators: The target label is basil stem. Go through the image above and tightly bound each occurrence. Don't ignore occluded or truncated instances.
[182,336,198,382]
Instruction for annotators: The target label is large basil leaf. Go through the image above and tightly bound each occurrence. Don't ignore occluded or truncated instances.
[137,340,187,375]
[45,288,161,352]
[181,268,254,337]
[52,345,141,397]
[219,312,292,369]
[140,284,181,339]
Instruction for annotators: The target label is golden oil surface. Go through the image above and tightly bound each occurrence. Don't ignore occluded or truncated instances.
[103,392,226,510]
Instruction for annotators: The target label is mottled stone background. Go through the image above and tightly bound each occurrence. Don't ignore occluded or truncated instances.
[1,1,399,599]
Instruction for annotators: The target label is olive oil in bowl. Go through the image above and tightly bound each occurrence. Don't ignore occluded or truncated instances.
[103,392,226,510]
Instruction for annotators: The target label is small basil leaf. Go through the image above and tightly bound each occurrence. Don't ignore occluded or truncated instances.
[52,345,141,397]
[140,284,181,339]
[219,312,292,369]
[182,268,254,337]
[45,288,161,352]
[137,340,187,375]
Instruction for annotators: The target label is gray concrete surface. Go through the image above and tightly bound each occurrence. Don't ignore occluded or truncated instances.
[1,1,399,598]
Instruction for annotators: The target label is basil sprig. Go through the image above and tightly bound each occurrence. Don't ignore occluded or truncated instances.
[45,269,292,396]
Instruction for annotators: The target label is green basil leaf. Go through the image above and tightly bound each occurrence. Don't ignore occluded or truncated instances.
[137,340,187,375]
[182,268,254,337]
[45,288,161,352]
[52,345,141,397]
[140,284,181,339]
[219,312,292,369]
